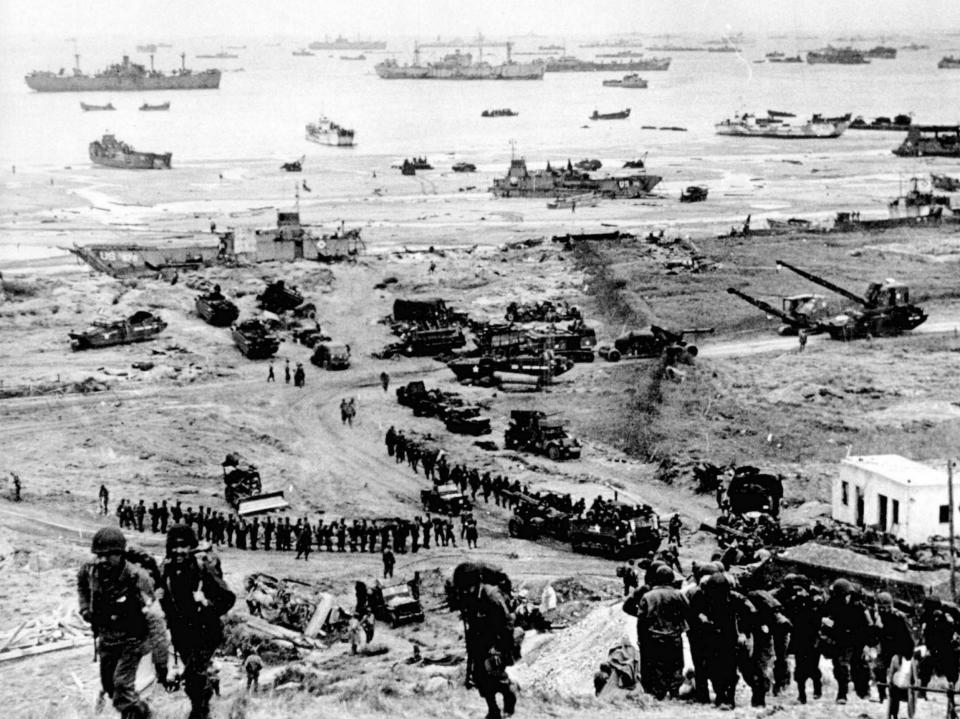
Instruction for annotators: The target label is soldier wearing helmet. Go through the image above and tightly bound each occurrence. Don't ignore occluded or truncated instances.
[77,527,154,719]
[451,562,517,719]
[823,578,875,704]
[635,564,688,699]
[872,591,914,703]
[158,524,235,719]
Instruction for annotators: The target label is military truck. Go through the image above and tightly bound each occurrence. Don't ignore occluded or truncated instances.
[503,410,581,460]
[726,466,783,519]
[222,453,288,515]
[507,502,570,541]
[369,578,425,627]
[444,406,492,436]
[69,310,167,351]
[568,513,662,559]
[311,341,351,369]
[421,483,472,515]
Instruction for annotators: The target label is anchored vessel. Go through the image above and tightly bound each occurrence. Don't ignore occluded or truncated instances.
[309,36,387,51]
[305,116,355,146]
[893,125,960,157]
[376,44,544,80]
[602,73,648,88]
[89,134,171,169]
[139,101,170,111]
[716,112,850,138]
[939,56,960,69]
[541,55,670,72]
[80,102,115,111]
[25,53,220,92]
[491,157,661,198]
[590,108,631,120]
[806,46,869,64]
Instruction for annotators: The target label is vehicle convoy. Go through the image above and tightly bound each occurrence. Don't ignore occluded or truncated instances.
[195,286,239,326]
[421,483,472,515]
[395,381,491,434]
[231,319,280,359]
[221,453,289,515]
[725,466,784,518]
[25,53,221,92]
[69,310,167,350]
[597,325,712,362]
[504,410,581,460]
[369,578,425,627]
[568,510,662,559]
[775,259,927,339]
[311,341,350,369]
[726,287,828,335]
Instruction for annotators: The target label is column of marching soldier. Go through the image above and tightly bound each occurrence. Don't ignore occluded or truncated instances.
[110,497,480,555]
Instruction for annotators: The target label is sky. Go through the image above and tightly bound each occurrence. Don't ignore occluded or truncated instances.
[1,0,959,40]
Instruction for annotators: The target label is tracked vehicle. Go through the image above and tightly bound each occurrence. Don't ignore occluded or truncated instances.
[232,319,280,359]
[69,310,167,350]
[195,288,239,326]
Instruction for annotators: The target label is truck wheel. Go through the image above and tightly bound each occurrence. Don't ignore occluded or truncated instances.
[606,349,621,362]
[685,345,699,358]
[547,445,560,461]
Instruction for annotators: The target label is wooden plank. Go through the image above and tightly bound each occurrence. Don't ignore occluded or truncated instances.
[0,637,87,663]
[0,621,28,653]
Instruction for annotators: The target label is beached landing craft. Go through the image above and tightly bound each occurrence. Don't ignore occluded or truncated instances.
[716,111,850,139]
[491,156,661,198]
[590,108,631,120]
[938,56,960,69]
[26,53,220,91]
[88,134,172,169]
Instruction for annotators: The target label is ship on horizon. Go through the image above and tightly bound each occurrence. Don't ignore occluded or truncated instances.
[309,35,387,51]
[539,55,671,72]
[25,53,220,92]
[376,43,544,80]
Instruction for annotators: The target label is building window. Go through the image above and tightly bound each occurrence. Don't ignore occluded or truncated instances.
[941,505,951,523]
[841,481,849,506]
[892,500,899,526]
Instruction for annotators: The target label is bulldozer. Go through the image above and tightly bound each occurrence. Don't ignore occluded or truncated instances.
[726,287,828,336]
[775,260,927,340]
[221,453,289,515]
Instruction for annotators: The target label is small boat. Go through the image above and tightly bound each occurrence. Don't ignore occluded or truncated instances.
[767,110,796,118]
[769,55,803,63]
[305,116,355,146]
[139,101,170,111]
[680,186,708,203]
[400,157,432,175]
[340,54,366,61]
[452,162,476,173]
[481,108,518,117]
[939,56,960,69]
[931,173,960,192]
[281,156,304,172]
[602,73,647,88]
[292,49,315,57]
[547,193,598,210]
[80,102,115,111]
[590,108,631,120]
[197,51,239,59]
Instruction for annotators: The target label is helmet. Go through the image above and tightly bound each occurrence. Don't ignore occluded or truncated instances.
[654,565,675,587]
[876,592,894,609]
[166,523,198,553]
[91,526,126,554]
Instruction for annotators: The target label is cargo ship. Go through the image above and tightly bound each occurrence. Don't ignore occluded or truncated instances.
[89,134,172,169]
[540,55,670,72]
[376,44,544,80]
[806,46,869,64]
[490,156,661,198]
[309,36,387,51]
[715,112,850,139]
[305,116,355,146]
[25,54,220,92]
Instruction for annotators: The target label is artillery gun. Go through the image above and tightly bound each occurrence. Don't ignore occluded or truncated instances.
[69,310,167,351]
[598,325,713,362]
[726,287,827,335]
[775,259,927,340]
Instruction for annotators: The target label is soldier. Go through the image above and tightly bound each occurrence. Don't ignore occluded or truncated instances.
[421,516,432,550]
[284,359,291,384]
[444,519,457,547]
[380,371,390,392]
[917,596,959,715]
[99,484,110,515]
[873,591,914,704]
[12,473,21,501]
[243,649,263,692]
[158,500,169,533]
[470,472,483,501]
[617,560,638,597]
[267,364,275,382]
[668,513,682,547]
[776,574,824,704]
[697,572,755,709]
[385,426,397,457]
[823,579,875,704]
[451,563,518,719]
[382,546,395,579]
[745,589,792,707]
[225,515,236,547]
[633,565,687,699]
[466,520,479,549]
[235,519,248,550]
[171,500,183,525]
[295,524,312,560]
[337,521,347,552]
[149,502,160,533]
[263,517,274,551]
[249,518,260,550]
[422,450,436,481]
[438,455,450,485]
[77,527,153,719]
[410,518,420,553]
[134,500,146,532]
[798,328,808,353]
[294,362,305,388]
[158,525,235,719]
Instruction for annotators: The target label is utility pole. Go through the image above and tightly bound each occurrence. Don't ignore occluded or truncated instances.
[951,459,957,600]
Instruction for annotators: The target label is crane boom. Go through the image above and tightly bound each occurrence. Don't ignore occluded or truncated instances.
[775,260,868,306]
[726,288,807,327]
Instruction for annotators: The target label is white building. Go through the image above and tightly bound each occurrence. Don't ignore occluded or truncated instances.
[832,455,954,546]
